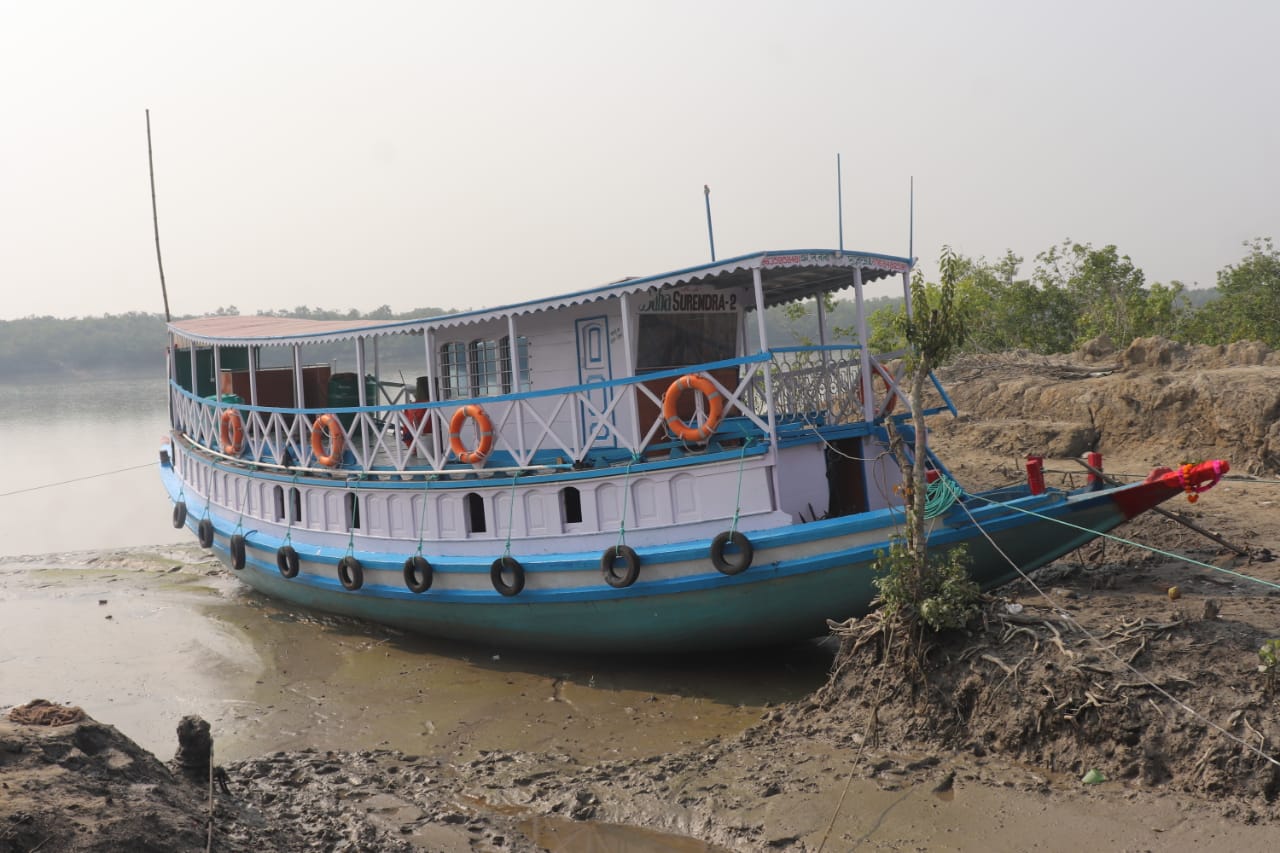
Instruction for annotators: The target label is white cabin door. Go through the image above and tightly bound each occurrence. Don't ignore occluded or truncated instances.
[575,316,616,448]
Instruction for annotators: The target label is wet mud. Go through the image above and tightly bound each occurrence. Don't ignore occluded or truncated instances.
[0,545,831,765]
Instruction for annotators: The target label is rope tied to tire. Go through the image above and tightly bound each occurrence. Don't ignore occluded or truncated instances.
[502,471,520,560]
[404,476,434,594]
[172,480,188,529]
[277,473,300,579]
[603,454,644,588]
[227,473,247,568]
[710,437,756,575]
[337,477,363,590]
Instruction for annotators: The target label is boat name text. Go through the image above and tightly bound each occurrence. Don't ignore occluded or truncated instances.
[637,290,739,313]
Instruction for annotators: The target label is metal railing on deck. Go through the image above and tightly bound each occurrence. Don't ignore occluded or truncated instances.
[170,346,952,475]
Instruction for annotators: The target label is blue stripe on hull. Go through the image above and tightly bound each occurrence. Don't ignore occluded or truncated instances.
[185,491,1134,653]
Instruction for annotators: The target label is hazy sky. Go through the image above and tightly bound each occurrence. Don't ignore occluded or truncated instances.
[2,1,1276,320]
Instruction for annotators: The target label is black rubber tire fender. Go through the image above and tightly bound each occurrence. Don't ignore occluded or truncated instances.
[490,556,525,597]
[277,545,300,579]
[709,530,753,575]
[172,501,188,529]
[403,555,433,594]
[197,518,214,549]
[229,534,247,571]
[338,555,364,591]
[600,545,641,589]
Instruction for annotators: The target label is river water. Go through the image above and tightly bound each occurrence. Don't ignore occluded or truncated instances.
[0,373,832,788]
[0,374,187,557]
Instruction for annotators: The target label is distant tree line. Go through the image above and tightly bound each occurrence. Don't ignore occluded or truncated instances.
[2,237,1276,378]
[880,237,1280,355]
[771,237,1280,356]
[0,304,452,379]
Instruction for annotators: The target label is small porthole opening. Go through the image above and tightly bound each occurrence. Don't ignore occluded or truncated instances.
[345,492,361,530]
[561,486,582,525]
[466,492,487,534]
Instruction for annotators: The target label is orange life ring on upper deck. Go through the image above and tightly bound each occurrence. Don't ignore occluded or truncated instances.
[449,404,494,465]
[311,413,345,467]
[662,373,724,443]
[854,362,900,418]
[219,409,245,455]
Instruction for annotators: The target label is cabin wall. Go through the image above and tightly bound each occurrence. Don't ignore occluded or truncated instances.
[431,302,639,455]
[861,436,904,512]
[775,443,830,522]
[173,441,779,554]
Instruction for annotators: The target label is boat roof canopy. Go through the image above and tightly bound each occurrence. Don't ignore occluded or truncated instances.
[167,249,911,347]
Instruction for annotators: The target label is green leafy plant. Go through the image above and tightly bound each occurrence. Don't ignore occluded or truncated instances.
[873,539,980,633]
[1259,638,1280,697]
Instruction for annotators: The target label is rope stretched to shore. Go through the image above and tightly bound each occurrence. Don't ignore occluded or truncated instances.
[0,462,157,498]
[965,492,1280,593]
[954,496,1280,771]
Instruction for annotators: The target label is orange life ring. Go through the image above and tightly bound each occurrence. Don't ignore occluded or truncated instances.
[662,373,724,443]
[854,362,900,417]
[219,409,245,455]
[449,404,494,465]
[311,413,345,467]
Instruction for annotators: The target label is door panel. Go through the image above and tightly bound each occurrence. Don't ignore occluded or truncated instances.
[575,316,616,447]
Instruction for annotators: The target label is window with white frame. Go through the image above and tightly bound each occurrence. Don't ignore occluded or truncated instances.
[501,335,531,393]
[439,335,532,398]
[469,339,502,397]
[439,341,468,399]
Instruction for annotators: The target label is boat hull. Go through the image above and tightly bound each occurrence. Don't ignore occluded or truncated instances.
[161,455,1207,653]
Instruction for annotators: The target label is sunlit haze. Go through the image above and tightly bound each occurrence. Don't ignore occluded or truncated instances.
[2,1,1276,320]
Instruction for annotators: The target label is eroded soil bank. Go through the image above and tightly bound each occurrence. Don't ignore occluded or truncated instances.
[4,339,1280,851]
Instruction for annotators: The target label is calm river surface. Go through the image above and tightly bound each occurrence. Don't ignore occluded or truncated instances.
[0,373,187,557]
[0,373,832,772]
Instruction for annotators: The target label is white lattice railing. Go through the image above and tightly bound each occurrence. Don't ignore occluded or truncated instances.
[738,346,908,426]
[171,356,776,474]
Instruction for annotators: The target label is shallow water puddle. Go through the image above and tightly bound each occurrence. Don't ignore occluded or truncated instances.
[0,565,254,756]
[520,814,731,852]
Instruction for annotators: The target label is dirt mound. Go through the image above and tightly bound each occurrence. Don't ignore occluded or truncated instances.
[805,603,1280,806]
[0,708,211,853]
[935,338,1280,474]
[7,699,85,727]
[0,707,428,853]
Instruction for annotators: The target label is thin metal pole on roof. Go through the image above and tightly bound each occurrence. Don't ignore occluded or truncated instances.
[704,184,716,262]
[837,153,844,252]
[908,175,915,269]
[145,109,171,323]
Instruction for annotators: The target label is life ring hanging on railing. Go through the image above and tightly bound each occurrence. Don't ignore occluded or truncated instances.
[449,404,494,465]
[854,361,901,419]
[662,373,724,443]
[311,413,345,467]
[219,409,245,455]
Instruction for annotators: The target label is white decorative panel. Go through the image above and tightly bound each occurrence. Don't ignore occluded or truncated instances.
[671,473,698,522]
[631,479,660,526]
[596,482,622,529]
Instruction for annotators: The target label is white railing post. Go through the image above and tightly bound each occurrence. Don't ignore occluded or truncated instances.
[355,337,370,465]
[425,329,445,466]
[854,267,875,421]
[292,345,306,463]
[619,291,638,451]
[508,314,526,464]
[751,267,777,447]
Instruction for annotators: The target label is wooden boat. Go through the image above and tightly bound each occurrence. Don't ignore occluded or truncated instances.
[158,249,1227,651]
